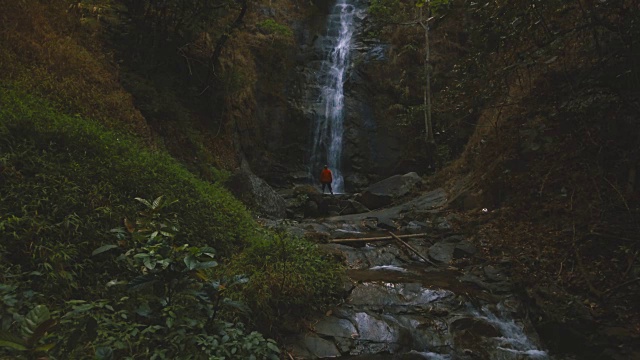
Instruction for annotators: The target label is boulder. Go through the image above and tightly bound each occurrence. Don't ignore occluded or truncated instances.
[301,335,341,358]
[225,168,286,219]
[428,242,457,264]
[356,172,423,209]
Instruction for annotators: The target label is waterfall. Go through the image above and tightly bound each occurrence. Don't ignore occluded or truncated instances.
[310,0,356,194]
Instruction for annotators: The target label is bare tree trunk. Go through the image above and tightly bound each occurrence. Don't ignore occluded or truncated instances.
[420,6,435,144]
[206,0,248,85]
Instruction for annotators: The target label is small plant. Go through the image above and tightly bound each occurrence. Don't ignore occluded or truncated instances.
[257,19,293,37]
[86,196,280,359]
[225,230,344,332]
[0,304,56,359]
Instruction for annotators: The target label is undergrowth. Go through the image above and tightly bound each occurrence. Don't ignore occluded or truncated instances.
[0,87,344,358]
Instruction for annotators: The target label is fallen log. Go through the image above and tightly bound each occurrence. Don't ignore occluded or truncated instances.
[389,231,438,267]
[329,233,429,243]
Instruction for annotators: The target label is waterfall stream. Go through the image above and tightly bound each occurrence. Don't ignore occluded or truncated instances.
[310,0,357,193]
[282,190,552,359]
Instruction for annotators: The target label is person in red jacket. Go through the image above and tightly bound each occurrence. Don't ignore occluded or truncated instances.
[319,165,333,195]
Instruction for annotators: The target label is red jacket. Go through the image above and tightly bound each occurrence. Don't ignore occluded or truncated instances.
[320,168,333,183]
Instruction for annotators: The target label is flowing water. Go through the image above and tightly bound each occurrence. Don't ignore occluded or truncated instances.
[310,0,357,193]
[284,200,552,359]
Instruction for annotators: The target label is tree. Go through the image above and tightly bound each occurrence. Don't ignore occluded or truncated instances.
[417,0,434,146]
[369,0,450,169]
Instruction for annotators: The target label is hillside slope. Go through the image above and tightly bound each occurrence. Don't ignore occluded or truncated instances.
[361,0,639,357]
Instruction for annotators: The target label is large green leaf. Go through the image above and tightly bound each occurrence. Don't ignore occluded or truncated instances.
[193,260,218,270]
[184,254,198,270]
[23,305,50,336]
[134,197,152,208]
[0,331,27,351]
[152,196,164,210]
[27,319,56,346]
[96,346,114,360]
[34,342,56,352]
[92,244,119,256]
[128,274,158,291]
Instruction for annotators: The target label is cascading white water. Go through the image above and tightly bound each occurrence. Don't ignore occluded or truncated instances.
[310,0,356,194]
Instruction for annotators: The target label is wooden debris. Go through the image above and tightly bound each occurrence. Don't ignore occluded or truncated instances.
[329,233,429,243]
[389,231,439,267]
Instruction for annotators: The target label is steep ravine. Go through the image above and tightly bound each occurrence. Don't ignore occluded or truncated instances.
[266,188,552,359]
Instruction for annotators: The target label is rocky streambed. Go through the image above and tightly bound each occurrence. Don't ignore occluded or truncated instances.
[258,188,554,359]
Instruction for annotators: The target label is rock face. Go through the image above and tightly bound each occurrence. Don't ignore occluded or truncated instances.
[355,172,423,209]
[230,0,431,192]
[225,168,287,219]
[282,185,371,219]
[249,0,419,192]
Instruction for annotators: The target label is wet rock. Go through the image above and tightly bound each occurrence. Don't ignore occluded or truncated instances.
[356,172,423,209]
[290,171,312,183]
[344,172,370,192]
[459,274,512,294]
[454,240,477,258]
[403,221,429,233]
[450,318,501,338]
[225,168,287,219]
[375,216,397,231]
[304,200,319,217]
[405,188,448,211]
[354,312,402,343]
[349,199,370,214]
[428,242,457,264]
[278,188,295,199]
[483,265,508,282]
[314,317,358,338]
[301,334,342,358]
[450,318,500,360]
[349,283,452,307]
[363,247,403,268]
[433,217,452,230]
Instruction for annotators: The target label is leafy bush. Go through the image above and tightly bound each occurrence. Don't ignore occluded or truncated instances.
[224,231,344,332]
[0,88,344,357]
[0,87,257,298]
[0,197,280,359]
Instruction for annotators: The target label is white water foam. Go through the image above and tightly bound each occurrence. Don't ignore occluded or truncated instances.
[369,265,408,272]
[472,304,549,359]
[410,351,451,359]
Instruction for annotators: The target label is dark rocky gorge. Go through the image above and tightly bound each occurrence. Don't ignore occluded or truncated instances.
[251,178,551,359]
[234,0,640,358]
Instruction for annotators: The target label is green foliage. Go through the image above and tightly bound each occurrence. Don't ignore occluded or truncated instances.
[1,197,280,359]
[225,231,344,332]
[0,304,56,357]
[0,86,260,336]
[257,19,293,38]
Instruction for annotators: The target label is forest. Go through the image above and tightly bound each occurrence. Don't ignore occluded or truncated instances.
[1,0,638,359]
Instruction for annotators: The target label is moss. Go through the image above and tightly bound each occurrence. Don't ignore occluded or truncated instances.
[0,87,257,296]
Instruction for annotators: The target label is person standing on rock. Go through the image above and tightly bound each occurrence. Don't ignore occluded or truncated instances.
[320,165,334,195]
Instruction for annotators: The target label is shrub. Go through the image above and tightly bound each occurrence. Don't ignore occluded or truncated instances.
[224,230,344,333]
[0,197,280,359]
[0,87,257,298]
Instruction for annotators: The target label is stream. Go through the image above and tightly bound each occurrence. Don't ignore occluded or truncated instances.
[275,189,552,359]
[292,0,552,357]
